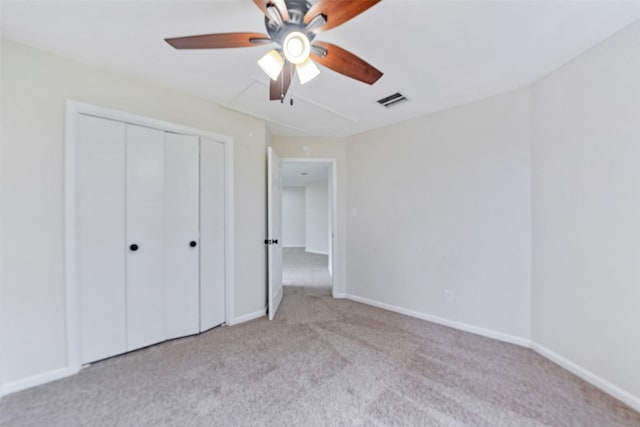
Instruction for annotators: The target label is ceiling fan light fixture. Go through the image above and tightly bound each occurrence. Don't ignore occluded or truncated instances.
[258,49,285,81]
[282,31,311,64]
[296,58,320,85]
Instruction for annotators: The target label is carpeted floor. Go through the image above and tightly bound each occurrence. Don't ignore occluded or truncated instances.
[283,247,331,288]
[1,287,639,427]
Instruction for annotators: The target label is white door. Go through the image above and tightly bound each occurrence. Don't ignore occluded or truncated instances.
[126,124,166,351]
[77,114,127,364]
[200,138,226,330]
[164,133,200,339]
[267,147,284,320]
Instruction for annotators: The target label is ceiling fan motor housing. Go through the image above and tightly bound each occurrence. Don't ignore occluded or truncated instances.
[265,0,316,45]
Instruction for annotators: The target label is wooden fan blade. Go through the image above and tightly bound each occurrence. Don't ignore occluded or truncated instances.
[304,0,381,32]
[253,0,289,22]
[270,63,294,101]
[165,32,271,49]
[311,42,383,85]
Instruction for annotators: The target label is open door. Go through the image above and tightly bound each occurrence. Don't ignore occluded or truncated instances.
[267,147,283,320]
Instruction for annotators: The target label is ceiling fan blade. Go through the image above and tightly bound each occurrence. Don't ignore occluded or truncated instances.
[304,0,381,32]
[270,63,294,101]
[165,32,271,49]
[310,42,383,85]
[253,0,289,22]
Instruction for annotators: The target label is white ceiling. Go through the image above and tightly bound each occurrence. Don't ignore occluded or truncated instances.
[2,1,640,137]
[282,161,329,187]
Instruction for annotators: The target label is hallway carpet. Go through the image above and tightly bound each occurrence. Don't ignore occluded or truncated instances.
[1,287,639,426]
[282,247,331,287]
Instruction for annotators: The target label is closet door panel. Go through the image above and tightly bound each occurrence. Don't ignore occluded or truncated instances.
[165,133,200,339]
[200,138,226,330]
[126,124,166,351]
[77,114,127,364]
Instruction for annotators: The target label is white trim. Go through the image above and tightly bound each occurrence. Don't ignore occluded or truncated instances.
[330,160,337,288]
[2,367,79,396]
[225,134,235,328]
[64,100,235,373]
[232,308,267,325]
[274,285,283,315]
[340,292,640,410]
[342,293,531,348]
[280,158,338,297]
[531,343,640,413]
[64,101,80,372]
[305,249,329,256]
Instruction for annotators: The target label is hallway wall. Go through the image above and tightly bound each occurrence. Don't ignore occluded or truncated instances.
[282,187,306,247]
[305,180,329,255]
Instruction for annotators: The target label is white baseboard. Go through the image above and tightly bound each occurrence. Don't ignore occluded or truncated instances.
[3,297,638,414]
[231,308,266,325]
[341,292,640,412]
[2,310,266,394]
[342,293,531,347]
[2,366,79,396]
[531,342,640,412]
[305,249,329,256]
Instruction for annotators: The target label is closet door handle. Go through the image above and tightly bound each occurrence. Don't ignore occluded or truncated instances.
[129,244,139,252]
[190,241,197,248]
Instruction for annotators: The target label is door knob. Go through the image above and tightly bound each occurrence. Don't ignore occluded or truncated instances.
[273,239,279,245]
[129,244,139,252]
[190,241,197,247]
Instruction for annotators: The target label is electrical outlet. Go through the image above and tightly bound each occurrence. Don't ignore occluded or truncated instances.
[443,289,453,303]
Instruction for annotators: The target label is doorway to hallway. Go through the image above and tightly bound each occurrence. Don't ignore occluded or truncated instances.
[281,159,335,292]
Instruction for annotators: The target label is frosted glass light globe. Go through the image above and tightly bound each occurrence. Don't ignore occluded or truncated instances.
[283,31,311,64]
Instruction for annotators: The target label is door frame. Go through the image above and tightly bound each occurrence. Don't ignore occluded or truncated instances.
[279,157,337,296]
[64,100,235,372]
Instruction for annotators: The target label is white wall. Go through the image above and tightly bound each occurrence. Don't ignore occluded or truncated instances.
[305,180,329,255]
[0,40,266,390]
[282,187,305,247]
[346,88,532,341]
[531,20,640,404]
[271,137,346,294]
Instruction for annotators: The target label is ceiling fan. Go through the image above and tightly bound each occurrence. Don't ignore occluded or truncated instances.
[165,0,383,102]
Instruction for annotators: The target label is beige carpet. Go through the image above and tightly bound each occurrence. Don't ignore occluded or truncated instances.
[283,247,331,288]
[1,287,639,426]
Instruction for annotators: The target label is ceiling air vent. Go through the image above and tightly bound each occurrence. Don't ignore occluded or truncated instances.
[377,92,408,108]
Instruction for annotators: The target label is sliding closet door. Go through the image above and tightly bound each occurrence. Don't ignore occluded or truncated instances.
[165,133,200,339]
[77,114,127,364]
[126,124,166,351]
[200,137,226,330]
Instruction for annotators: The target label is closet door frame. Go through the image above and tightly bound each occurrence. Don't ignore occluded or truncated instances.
[64,100,235,372]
